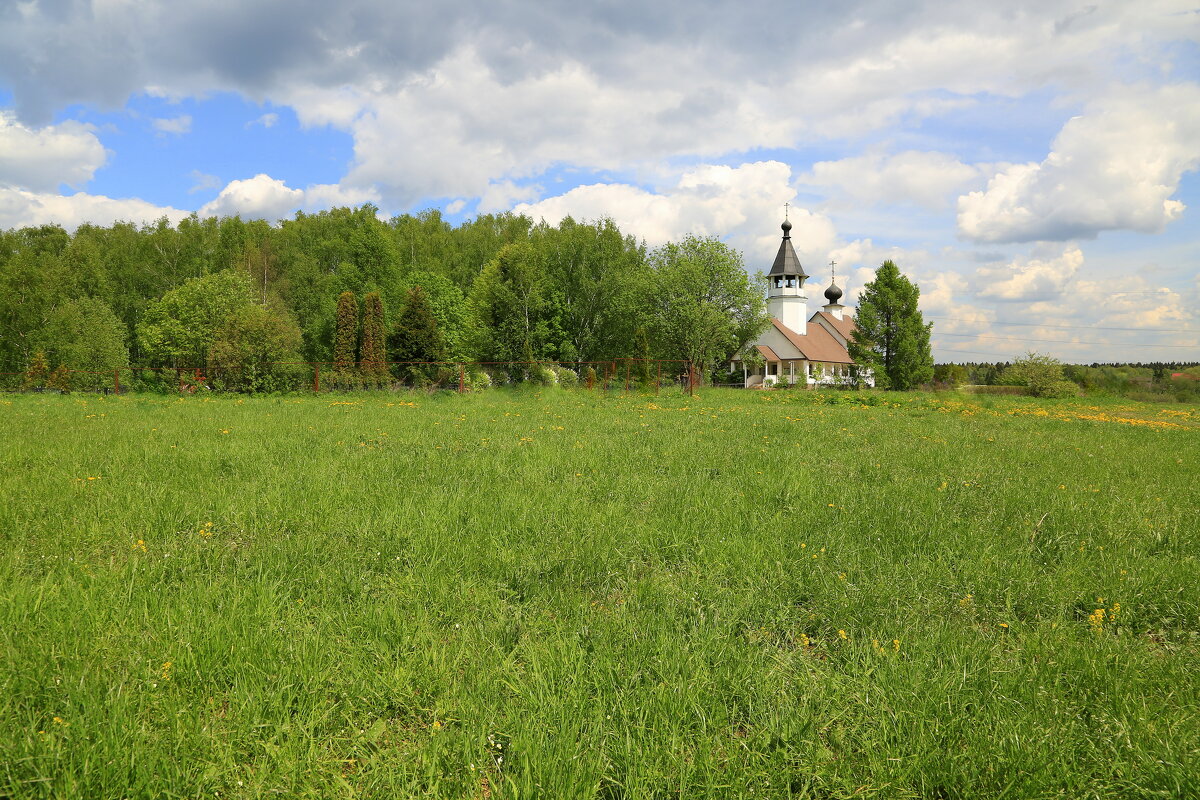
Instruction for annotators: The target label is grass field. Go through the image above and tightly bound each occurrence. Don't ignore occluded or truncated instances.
[1,387,1198,799]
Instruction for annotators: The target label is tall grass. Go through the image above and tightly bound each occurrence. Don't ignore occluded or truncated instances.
[1,389,1197,798]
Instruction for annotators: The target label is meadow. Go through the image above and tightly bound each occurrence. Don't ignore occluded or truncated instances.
[1,387,1197,799]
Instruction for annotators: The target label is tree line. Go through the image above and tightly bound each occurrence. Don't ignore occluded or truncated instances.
[0,206,769,390]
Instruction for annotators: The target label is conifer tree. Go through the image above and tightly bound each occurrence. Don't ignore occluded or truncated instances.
[48,364,72,392]
[389,287,445,385]
[848,260,933,390]
[360,292,388,384]
[636,327,652,386]
[333,291,359,372]
[22,350,49,390]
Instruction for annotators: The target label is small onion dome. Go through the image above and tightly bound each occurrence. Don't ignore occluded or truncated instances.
[824,280,843,303]
[781,219,792,236]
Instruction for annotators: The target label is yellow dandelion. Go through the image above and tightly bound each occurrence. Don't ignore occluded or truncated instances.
[838,629,848,640]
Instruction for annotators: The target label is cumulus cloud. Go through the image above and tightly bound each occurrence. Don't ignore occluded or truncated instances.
[0,187,187,231]
[801,150,985,210]
[151,115,192,135]
[0,114,107,192]
[198,173,379,220]
[974,246,1085,301]
[477,180,542,214]
[4,1,1188,200]
[957,84,1200,243]
[513,161,837,264]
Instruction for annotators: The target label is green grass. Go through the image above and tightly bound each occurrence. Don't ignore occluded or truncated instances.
[1,388,1198,799]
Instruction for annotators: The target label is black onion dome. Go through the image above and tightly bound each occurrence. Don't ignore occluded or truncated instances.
[781,219,792,236]
[824,280,843,303]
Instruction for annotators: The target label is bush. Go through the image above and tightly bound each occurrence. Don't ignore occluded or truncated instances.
[1040,380,1079,399]
[1002,352,1073,398]
[465,369,492,392]
[41,297,129,390]
[552,365,579,388]
[584,366,598,389]
[530,365,558,386]
[207,304,305,393]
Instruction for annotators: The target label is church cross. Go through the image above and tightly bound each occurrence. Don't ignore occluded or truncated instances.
[784,202,789,220]
[829,259,837,279]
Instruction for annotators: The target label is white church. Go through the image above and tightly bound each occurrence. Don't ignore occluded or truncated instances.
[732,218,873,388]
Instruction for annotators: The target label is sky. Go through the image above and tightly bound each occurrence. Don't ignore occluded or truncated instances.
[1,0,1198,364]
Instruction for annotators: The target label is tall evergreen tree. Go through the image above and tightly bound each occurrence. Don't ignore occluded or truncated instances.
[332,291,359,371]
[848,260,933,390]
[360,292,388,382]
[389,287,446,385]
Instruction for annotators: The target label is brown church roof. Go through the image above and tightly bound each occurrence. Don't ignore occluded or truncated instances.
[755,344,782,361]
[772,318,855,364]
[812,311,857,341]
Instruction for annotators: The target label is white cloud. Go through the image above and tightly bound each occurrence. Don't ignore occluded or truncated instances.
[188,170,221,194]
[199,173,380,220]
[246,112,279,129]
[513,161,837,264]
[152,115,192,135]
[477,180,542,214]
[0,187,187,231]
[802,150,986,210]
[0,113,107,192]
[957,84,1200,243]
[974,246,1085,301]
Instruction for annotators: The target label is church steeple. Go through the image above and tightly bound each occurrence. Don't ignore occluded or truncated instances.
[822,259,846,321]
[768,211,809,283]
[766,209,809,333]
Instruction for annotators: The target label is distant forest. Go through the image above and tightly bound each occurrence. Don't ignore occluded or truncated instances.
[0,205,767,388]
[2,204,1195,398]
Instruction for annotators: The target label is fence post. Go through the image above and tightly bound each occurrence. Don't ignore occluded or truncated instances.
[113,369,120,394]
[688,361,696,397]
[656,361,661,396]
[313,363,320,393]
[624,359,631,392]
[459,363,465,394]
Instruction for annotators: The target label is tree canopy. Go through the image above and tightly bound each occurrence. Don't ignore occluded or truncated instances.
[1,206,797,388]
[848,260,933,390]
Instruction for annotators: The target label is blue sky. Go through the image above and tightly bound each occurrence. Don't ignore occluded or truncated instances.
[1,0,1198,362]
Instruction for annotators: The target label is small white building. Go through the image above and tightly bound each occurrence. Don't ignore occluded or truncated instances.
[732,218,873,388]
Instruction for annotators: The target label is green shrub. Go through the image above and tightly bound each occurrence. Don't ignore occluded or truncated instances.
[552,366,579,388]
[1002,352,1074,398]
[530,365,558,386]
[1040,380,1078,399]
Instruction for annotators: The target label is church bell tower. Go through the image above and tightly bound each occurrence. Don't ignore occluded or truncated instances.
[766,215,809,334]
